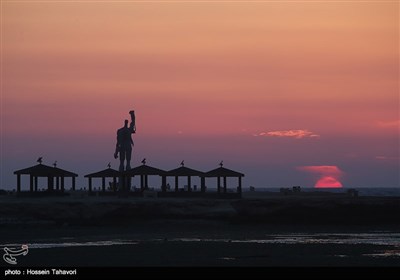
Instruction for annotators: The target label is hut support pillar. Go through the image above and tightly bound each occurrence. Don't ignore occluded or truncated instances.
[56,177,60,191]
[29,175,33,192]
[102,177,106,192]
[113,177,117,192]
[201,177,205,193]
[175,176,179,192]
[88,177,92,193]
[89,177,92,193]
[161,176,167,192]
[61,177,65,192]
[140,175,148,191]
[223,176,227,193]
[17,175,21,193]
[47,176,54,191]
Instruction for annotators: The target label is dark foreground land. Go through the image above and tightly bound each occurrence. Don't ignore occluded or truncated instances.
[1,193,399,267]
[1,192,399,225]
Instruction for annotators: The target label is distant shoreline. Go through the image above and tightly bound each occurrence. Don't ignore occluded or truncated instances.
[1,186,399,196]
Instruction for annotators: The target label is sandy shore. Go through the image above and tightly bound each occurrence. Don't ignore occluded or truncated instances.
[0,192,399,226]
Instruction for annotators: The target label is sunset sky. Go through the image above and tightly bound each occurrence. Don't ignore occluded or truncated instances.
[1,1,399,190]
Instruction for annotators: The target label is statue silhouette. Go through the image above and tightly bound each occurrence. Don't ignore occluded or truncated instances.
[114,111,136,172]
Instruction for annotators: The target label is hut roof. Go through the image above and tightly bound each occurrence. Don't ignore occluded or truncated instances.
[84,168,121,178]
[14,164,78,177]
[53,167,79,177]
[124,164,167,176]
[204,167,244,178]
[167,166,205,177]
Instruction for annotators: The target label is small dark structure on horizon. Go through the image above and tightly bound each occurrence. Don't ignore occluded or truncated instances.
[14,163,78,193]
[204,165,244,194]
[84,167,121,193]
[347,188,359,197]
[166,164,205,192]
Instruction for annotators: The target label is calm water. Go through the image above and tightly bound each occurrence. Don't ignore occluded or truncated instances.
[3,232,400,258]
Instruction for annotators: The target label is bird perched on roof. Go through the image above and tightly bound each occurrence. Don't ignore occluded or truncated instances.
[107,162,111,168]
[180,160,184,167]
[141,158,146,165]
[53,161,57,168]
[37,157,43,164]
[219,160,223,167]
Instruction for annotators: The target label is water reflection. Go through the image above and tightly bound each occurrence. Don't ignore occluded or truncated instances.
[2,240,138,249]
[1,232,399,260]
[170,233,400,246]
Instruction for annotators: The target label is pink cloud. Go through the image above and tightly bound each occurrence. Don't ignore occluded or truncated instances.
[375,155,387,160]
[376,120,400,128]
[375,155,399,161]
[298,166,343,175]
[254,129,320,139]
[297,165,344,188]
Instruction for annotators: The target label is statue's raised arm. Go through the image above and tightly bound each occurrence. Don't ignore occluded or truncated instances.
[129,110,136,133]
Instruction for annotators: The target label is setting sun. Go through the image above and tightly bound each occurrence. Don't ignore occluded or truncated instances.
[315,176,343,188]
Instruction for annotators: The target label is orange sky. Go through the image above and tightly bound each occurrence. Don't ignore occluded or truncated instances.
[1,1,399,189]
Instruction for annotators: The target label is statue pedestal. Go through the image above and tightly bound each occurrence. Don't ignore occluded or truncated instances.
[118,176,131,192]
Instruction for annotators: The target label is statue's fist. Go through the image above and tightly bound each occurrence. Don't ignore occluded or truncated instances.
[114,152,118,159]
